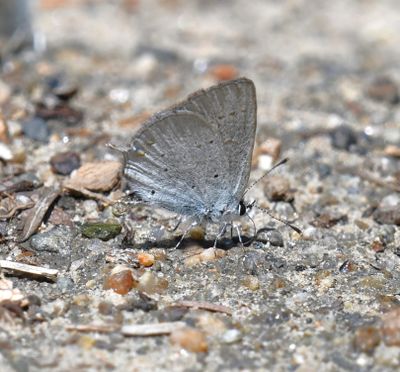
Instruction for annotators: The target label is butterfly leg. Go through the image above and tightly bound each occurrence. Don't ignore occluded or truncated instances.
[169,216,182,232]
[233,224,244,247]
[174,218,199,249]
[213,222,229,248]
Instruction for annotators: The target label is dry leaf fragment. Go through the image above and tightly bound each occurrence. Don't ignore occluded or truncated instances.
[64,161,122,193]
[18,187,60,242]
[0,194,34,220]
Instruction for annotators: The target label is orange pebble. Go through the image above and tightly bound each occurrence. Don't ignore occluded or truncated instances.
[209,64,238,81]
[170,328,208,353]
[138,252,155,267]
[104,266,136,295]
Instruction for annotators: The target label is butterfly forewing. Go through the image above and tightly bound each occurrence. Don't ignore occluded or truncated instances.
[123,111,230,215]
[122,77,257,219]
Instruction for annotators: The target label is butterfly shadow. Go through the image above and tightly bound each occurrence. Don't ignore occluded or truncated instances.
[132,234,255,251]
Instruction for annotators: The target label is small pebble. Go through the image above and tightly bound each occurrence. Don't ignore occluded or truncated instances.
[184,247,226,267]
[329,125,357,151]
[137,271,168,294]
[98,301,114,315]
[209,64,238,81]
[52,83,78,101]
[57,276,75,293]
[82,200,98,214]
[242,275,260,291]
[384,145,400,158]
[104,266,136,295]
[170,328,208,353]
[264,175,294,202]
[381,308,400,346]
[137,252,155,267]
[22,117,50,142]
[0,142,12,161]
[373,206,400,226]
[81,221,122,241]
[221,329,242,344]
[367,76,399,104]
[0,80,11,104]
[255,138,282,163]
[353,326,381,353]
[264,229,284,247]
[0,115,10,143]
[50,151,80,175]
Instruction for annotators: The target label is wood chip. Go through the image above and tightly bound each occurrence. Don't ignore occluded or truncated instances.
[18,187,60,242]
[64,161,121,193]
[0,260,59,281]
[121,321,187,336]
[66,324,119,333]
[170,301,233,315]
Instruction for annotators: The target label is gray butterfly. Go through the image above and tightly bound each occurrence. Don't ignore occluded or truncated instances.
[119,77,259,247]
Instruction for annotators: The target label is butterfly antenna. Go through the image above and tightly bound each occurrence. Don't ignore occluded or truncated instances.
[254,205,302,234]
[243,157,289,197]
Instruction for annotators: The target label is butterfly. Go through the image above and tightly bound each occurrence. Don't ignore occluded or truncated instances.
[116,78,297,247]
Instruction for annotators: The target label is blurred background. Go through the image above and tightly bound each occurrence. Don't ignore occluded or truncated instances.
[1,0,400,148]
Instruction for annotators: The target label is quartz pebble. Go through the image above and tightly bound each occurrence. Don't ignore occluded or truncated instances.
[221,329,242,344]
[137,271,168,294]
[104,266,137,295]
[137,252,155,267]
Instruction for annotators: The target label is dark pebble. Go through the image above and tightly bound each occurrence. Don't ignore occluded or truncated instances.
[367,76,399,104]
[81,221,122,241]
[373,206,400,225]
[156,307,188,322]
[57,195,76,210]
[50,151,80,175]
[30,226,73,253]
[22,117,50,142]
[35,102,83,125]
[25,294,41,307]
[53,83,79,101]
[329,125,357,151]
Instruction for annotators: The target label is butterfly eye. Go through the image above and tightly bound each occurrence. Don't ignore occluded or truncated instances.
[238,200,247,216]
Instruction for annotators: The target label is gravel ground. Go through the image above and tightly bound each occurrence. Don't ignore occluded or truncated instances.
[0,1,400,371]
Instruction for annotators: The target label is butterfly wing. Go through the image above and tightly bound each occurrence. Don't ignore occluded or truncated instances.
[122,110,231,216]
[174,78,257,205]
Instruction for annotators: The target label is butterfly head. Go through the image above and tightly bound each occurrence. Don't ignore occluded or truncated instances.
[207,199,255,223]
